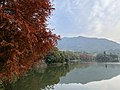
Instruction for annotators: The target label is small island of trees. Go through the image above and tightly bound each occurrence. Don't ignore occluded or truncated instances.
[95,51,119,62]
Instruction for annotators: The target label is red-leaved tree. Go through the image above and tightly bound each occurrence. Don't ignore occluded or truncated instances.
[0,0,59,81]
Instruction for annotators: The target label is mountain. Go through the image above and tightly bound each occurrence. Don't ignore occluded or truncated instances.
[57,36,120,53]
[107,49,120,57]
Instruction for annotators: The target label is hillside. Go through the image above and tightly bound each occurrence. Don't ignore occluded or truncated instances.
[57,36,120,53]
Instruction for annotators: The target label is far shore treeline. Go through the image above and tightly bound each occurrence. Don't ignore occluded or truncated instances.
[44,47,119,65]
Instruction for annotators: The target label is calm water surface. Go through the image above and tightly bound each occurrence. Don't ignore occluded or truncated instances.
[7,62,120,90]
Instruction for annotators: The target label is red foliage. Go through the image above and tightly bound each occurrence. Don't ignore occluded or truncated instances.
[0,0,59,81]
[80,54,94,61]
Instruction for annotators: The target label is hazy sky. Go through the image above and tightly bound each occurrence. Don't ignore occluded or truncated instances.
[49,0,120,43]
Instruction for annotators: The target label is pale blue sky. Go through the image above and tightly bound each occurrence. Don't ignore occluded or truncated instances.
[48,0,120,43]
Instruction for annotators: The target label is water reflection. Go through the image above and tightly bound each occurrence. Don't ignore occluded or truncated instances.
[5,62,120,90]
[52,75,120,90]
[6,65,70,90]
[60,63,120,84]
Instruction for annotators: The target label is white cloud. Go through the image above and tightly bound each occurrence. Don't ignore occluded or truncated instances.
[83,0,120,43]
[52,0,120,43]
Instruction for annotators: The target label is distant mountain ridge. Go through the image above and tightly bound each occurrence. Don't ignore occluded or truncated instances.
[57,36,120,52]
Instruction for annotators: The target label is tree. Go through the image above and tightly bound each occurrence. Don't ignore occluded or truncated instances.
[0,0,59,81]
[45,47,60,64]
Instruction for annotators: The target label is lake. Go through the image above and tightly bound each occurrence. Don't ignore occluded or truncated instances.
[6,62,120,90]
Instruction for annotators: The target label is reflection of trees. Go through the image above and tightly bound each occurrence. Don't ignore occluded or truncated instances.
[4,62,92,90]
[5,65,70,90]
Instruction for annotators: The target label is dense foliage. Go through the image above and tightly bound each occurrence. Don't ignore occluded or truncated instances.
[0,0,59,81]
[80,53,94,62]
[95,52,119,62]
[45,47,94,64]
